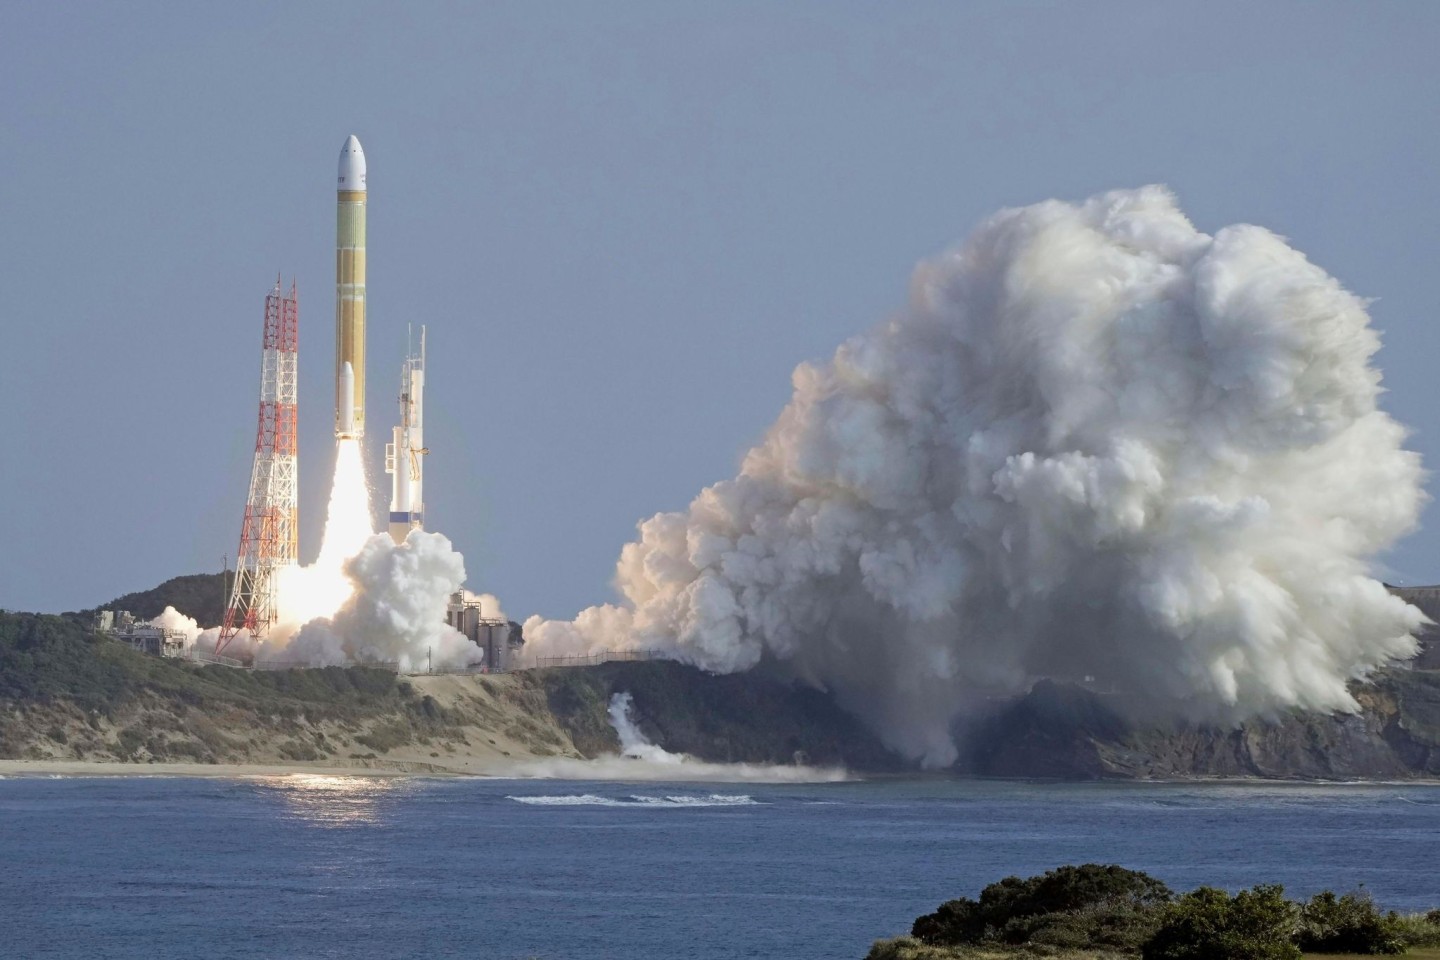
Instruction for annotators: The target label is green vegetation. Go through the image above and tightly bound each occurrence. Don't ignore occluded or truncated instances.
[0,611,140,715]
[74,572,228,628]
[912,865,1171,954]
[532,659,904,770]
[0,601,905,771]
[0,611,402,718]
[874,867,1440,960]
[1143,885,1299,960]
[0,610,448,763]
[1297,892,1408,955]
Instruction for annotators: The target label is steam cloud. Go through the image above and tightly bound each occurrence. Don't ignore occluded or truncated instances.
[160,532,474,673]
[607,692,685,764]
[526,186,1427,767]
[285,530,475,673]
[150,606,203,647]
[502,691,850,782]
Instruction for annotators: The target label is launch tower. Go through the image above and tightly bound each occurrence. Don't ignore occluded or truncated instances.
[219,278,299,655]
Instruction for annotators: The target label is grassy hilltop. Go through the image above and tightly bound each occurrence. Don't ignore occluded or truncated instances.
[68,572,229,628]
[0,610,493,766]
[0,610,900,772]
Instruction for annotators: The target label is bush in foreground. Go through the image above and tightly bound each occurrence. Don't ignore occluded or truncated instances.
[867,938,1132,959]
[912,864,1172,951]
[1141,885,1298,960]
[894,866,1440,958]
[1297,891,1406,955]
[1393,910,1440,949]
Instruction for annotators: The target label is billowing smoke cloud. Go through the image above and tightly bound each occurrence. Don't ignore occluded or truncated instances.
[282,530,474,673]
[526,186,1427,767]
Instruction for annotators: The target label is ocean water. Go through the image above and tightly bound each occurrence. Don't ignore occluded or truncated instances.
[2,776,1438,959]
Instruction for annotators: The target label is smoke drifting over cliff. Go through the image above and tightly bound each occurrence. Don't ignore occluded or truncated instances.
[526,186,1428,767]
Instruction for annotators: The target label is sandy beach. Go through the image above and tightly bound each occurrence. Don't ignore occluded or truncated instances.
[0,757,509,779]
[0,752,853,783]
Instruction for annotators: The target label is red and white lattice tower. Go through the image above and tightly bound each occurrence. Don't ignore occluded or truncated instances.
[219,278,299,656]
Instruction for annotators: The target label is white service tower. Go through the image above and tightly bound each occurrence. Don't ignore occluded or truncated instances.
[386,326,427,545]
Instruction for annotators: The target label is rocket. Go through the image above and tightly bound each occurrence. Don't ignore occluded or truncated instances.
[386,326,427,545]
[335,135,366,439]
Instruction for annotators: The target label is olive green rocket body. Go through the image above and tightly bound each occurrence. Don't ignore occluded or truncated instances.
[335,135,366,439]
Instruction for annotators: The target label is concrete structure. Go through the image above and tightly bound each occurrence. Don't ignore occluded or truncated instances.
[335,134,367,439]
[97,610,186,659]
[446,590,522,672]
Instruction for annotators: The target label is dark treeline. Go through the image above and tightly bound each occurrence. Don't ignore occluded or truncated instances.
[75,573,229,628]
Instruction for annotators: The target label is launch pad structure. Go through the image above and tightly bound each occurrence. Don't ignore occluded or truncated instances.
[219,278,299,655]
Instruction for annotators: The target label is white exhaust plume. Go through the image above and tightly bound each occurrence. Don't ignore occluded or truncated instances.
[525,186,1427,767]
[283,530,474,673]
[607,692,685,764]
[502,691,850,782]
[158,443,470,669]
[150,607,202,646]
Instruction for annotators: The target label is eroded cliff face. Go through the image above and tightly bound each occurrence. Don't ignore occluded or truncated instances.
[520,661,1440,781]
[953,670,1440,780]
[524,660,906,772]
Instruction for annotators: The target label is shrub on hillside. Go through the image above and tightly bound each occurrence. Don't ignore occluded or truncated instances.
[1296,890,1405,955]
[863,937,963,960]
[1405,910,1440,946]
[912,864,1172,948]
[1141,885,1299,960]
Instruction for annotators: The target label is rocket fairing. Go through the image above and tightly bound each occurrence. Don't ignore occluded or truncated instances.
[335,135,367,440]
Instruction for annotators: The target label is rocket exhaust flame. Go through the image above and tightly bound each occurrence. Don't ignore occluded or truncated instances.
[273,438,373,630]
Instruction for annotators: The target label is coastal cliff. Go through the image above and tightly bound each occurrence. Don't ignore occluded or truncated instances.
[955,669,1440,780]
[5,606,1440,779]
[0,611,898,773]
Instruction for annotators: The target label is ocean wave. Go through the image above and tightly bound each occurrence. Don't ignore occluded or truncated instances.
[509,793,759,807]
[497,754,849,783]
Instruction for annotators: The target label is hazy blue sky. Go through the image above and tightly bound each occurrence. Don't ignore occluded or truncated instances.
[3,2,1438,618]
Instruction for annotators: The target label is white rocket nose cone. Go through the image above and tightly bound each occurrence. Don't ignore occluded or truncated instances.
[338,135,366,192]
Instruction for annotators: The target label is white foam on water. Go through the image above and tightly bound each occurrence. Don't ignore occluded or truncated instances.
[498,755,849,783]
[508,793,759,808]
